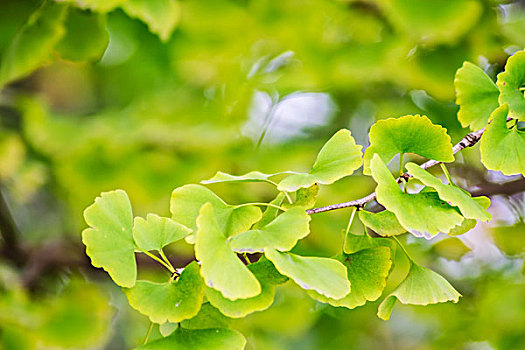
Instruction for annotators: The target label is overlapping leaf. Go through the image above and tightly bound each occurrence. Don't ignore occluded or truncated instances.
[195,203,261,300]
[0,1,67,86]
[123,262,204,324]
[133,214,191,252]
[283,184,319,209]
[229,207,310,253]
[406,163,491,221]
[497,50,525,121]
[277,129,363,192]
[136,327,246,350]
[121,0,181,42]
[82,190,136,288]
[370,154,463,239]
[363,115,454,175]
[358,210,406,237]
[449,197,491,236]
[253,193,285,229]
[344,231,394,254]
[480,104,525,176]
[265,249,350,299]
[377,263,461,320]
[454,62,499,130]
[60,0,125,12]
[170,184,261,243]
[202,171,281,185]
[308,247,392,309]
[205,258,288,318]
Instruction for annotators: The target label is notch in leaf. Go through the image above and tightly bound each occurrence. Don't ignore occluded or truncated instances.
[277,129,363,192]
[363,115,454,175]
[82,190,137,288]
[133,213,191,252]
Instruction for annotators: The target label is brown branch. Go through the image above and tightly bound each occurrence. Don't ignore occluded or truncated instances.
[306,125,490,215]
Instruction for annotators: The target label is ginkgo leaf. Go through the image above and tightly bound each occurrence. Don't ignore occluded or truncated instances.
[0,1,67,86]
[283,184,319,209]
[377,263,461,320]
[363,115,454,175]
[135,327,246,350]
[253,193,285,229]
[121,0,181,42]
[123,262,204,324]
[181,303,232,330]
[170,184,262,243]
[497,50,525,121]
[60,0,126,13]
[55,8,109,62]
[344,231,394,255]
[277,129,363,192]
[195,203,261,300]
[229,207,310,253]
[358,210,406,237]
[308,247,392,309]
[133,214,191,252]
[370,154,464,239]
[406,163,491,221]
[82,190,136,288]
[206,258,288,318]
[454,61,499,130]
[448,197,491,236]
[265,249,350,299]
[480,104,525,176]
[201,171,282,185]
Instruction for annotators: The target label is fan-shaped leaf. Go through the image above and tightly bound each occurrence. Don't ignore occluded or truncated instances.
[202,171,281,185]
[136,327,246,350]
[229,207,310,253]
[283,184,319,209]
[253,193,285,229]
[195,203,261,300]
[265,249,350,299]
[121,0,181,42]
[363,115,454,175]
[181,303,232,330]
[170,184,262,243]
[133,214,191,252]
[0,1,67,86]
[455,62,499,130]
[497,50,525,121]
[308,247,392,309]
[206,258,287,318]
[449,197,491,236]
[406,163,491,221]
[377,263,461,320]
[82,190,136,288]
[370,154,463,239]
[358,210,406,237]
[344,231,394,254]
[480,104,525,176]
[277,129,363,192]
[123,262,204,324]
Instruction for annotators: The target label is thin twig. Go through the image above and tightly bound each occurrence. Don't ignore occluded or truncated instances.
[306,124,490,215]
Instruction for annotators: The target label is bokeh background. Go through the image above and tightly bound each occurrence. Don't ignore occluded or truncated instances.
[0,0,524,349]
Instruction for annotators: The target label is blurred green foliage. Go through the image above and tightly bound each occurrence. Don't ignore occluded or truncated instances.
[0,0,524,349]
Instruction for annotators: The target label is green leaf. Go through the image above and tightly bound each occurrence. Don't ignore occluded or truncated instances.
[181,303,232,330]
[283,184,319,210]
[136,327,246,350]
[195,203,261,300]
[170,184,262,243]
[497,50,525,121]
[229,207,311,253]
[405,163,491,221]
[277,129,363,192]
[253,193,285,229]
[55,8,109,62]
[0,1,67,86]
[454,61,499,130]
[370,154,464,239]
[448,197,491,236]
[60,0,125,12]
[363,115,454,175]
[201,171,281,185]
[206,258,287,318]
[358,210,406,237]
[123,262,204,324]
[377,263,461,320]
[344,231,394,254]
[121,0,181,42]
[265,249,350,299]
[308,247,392,309]
[133,214,191,252]
[480,104,525,176]
[82,190,137,288]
